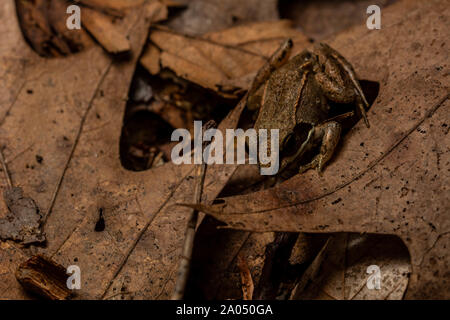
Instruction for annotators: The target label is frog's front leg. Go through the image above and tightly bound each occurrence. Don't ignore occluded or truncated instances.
[298,121,341,175]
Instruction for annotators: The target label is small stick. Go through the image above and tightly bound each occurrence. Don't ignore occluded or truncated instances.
[171,120,216,300]
[237,254,254,300]
[0,147,13,188]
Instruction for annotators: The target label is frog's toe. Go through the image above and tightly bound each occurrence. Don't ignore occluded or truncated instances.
[298,158,319,175]
[316,166,324,177]
[298,164,311,174]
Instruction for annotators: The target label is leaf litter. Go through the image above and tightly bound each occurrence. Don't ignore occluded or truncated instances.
[0,0,447,300]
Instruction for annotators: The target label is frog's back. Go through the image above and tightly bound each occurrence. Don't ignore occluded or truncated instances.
[255,54,306,133]
[255,52,327,133]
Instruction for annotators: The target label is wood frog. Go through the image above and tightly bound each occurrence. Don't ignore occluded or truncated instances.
[251,41,370,175]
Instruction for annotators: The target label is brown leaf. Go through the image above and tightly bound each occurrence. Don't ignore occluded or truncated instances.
[83,0,170,56]
[291,234,410,300]
[77,0,145,13]
[280,0,396,41]
[0,187,44,244]
[15,0,92,57]
[82,7,131,55]
[185,0,450,299]
[165,0,279,36]
[185,217,273,299]
[290,236,332,299]
[15,0,167,57]
[140,44,161,75]
[0,0,242,299]
[145,21,309,96]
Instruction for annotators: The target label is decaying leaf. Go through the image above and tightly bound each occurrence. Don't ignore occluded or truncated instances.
[185,217,273,300]
[185,0,450,299]
[15,0,168,57]
[165,0,279,36]
[253,232,298,300]
[280,0,397,41]
[290,236,332,299]
[0,0,250,299]
[140,44,161,75]
[82,1,168,55]
[144,21,309,96]
[2,0,447,302]
[81,7,131,55]
[15,0,92,57]
[291,234,410,300]
[76,0,145,14]
[0,187,44,244]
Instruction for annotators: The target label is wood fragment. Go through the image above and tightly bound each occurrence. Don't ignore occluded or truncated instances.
[16,255,72,300]
[82,7,131,55]
[237,254,254,300]
[171,120,216,300]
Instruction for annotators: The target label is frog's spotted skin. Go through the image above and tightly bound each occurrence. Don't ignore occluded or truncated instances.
[252,41,369,175]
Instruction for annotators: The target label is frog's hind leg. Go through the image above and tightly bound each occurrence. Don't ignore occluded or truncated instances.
[314,43,370,128]
[325,44,370,128]
[298,121,341,175]
[355,92,370,128]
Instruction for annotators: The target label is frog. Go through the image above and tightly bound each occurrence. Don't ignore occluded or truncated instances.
[251,40,370,176]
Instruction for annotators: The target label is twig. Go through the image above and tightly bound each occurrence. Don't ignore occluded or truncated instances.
[0,147,13,188]
[171,120,216,300]
[237,254,254,300]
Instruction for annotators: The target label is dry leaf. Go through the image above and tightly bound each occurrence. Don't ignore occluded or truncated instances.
[280,0,396,41]
[0,187,44,244]
[82,7,131,55]
[186,217,273,300]
[15,0,167,57]
[290,236,332,299]
[291,234,410,300]
[0,0,243,299]
[15,0,92,57]
[77,0,145,13]
[145,21,309,96]
[141,44,161,75]
[185,0,450,299]
[166,0,279,35]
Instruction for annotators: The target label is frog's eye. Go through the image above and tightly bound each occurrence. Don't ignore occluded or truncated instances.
[303,52,312,61]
